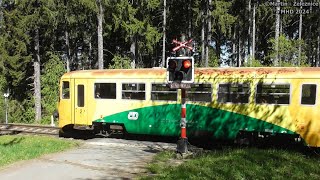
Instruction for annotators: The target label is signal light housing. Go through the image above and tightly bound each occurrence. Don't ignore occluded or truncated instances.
[166,56,194,83]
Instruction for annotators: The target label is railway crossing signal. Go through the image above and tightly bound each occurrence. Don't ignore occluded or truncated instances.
[166,56,194,83]
[168,36,194,155]
[172,39,193,52]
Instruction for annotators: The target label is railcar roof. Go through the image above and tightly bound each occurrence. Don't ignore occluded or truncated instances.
[62,68,166,78]
[61,67,320,79]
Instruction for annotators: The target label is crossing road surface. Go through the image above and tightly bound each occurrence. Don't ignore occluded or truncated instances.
[0,137,176,180]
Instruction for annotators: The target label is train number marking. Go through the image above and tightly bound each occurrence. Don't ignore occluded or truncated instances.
[128,112,139,120]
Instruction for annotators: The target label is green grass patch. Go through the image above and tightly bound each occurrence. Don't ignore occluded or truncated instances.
[146,150,177,174]
[141,148,320,180]
[0,135,80,167]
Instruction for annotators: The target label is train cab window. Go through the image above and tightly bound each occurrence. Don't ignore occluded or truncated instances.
[77,85,84,107]
[62,81,70,99]
[187,84,212,102]
[218,83,250,103]
[122,83,145,100]
[256,83,290,105]
[94,83,116,99]
[151,84,177,101]
[301,84,316,105]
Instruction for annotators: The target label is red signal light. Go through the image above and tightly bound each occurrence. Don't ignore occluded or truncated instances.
[183,60,191,69]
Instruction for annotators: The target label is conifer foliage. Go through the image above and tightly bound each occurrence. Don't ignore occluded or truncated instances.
[0,0,319,123]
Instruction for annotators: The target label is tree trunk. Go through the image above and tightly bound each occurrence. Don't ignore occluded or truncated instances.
[0,0,2,29]
[201,8,205,66]
[317,34,320,67]
[274,0,280,66]
[205,0,211,67]
[130,36,136,69]
[232,25,236,67]
[97,0,104,69]
[180,34,186,56]
[252,1,256,64]
[298,0,303,66]
[34,28,41,123]
[279,14,283,34]
[88,36,92,69]
[162,0,166,67]
[215,29,222,65]
[248,0,251,64]
[238,28,242,67]
[65,31,71,72]
[76,42,80,69]
[188,0,192,39]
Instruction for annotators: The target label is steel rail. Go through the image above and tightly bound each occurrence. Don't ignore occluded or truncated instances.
[0,123,59,136]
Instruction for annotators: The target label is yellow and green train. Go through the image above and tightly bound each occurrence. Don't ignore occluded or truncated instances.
[56,67,320,147]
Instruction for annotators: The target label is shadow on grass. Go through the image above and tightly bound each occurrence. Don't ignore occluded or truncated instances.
[0,136,24,147]
[122,134,320,158]
[187,135,320,158]
[57,127,320,158]
[140,137,320,180]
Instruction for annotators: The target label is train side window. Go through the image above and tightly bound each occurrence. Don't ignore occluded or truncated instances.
[151,84,177,101]
[301,84,316,105]
[218,83,250,103]
[94,83,116,99]
[187,84,212,102]
[122,83,145,100]
[62,81,70,99]
[256,83,290,105]
[77,85,84,107]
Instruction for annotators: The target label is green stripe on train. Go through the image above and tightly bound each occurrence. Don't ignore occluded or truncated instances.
[93,104,296,139]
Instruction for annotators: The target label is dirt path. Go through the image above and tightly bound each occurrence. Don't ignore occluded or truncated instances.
[0,138,176,180]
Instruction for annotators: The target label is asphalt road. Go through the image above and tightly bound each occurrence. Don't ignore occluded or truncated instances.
[0,137,176,180]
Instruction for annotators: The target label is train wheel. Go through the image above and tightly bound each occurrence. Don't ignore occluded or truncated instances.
[58,129,73,138]
[235,131,255,146]
[59,124,75,138]
[58,129,65,137]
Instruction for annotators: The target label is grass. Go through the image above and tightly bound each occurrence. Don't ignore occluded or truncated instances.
[0,135,80,167]
[140,147,320,180]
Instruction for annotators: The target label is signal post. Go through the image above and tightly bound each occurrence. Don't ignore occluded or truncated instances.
[179,88,187,153]
[166,37,194,154]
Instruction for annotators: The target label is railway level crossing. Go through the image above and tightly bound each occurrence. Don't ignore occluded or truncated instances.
[167,36,194,154]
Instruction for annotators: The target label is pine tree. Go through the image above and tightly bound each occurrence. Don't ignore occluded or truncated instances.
[211,0,235,65]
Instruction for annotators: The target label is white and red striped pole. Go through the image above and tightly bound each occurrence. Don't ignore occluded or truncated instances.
[177,88,188,153]
[181,89,187,138]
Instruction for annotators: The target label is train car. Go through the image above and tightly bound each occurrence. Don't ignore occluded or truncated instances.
[56,67,320,147]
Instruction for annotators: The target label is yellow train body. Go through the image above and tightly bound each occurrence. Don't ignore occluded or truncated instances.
[57,67,320,147]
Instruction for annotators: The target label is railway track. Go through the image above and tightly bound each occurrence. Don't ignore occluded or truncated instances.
[0,123,59,136]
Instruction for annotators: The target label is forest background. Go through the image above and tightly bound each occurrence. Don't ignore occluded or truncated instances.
[0,0,319,124]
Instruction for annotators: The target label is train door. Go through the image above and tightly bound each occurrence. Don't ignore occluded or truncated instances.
[74,79,88,125]
[58,79,72,127]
